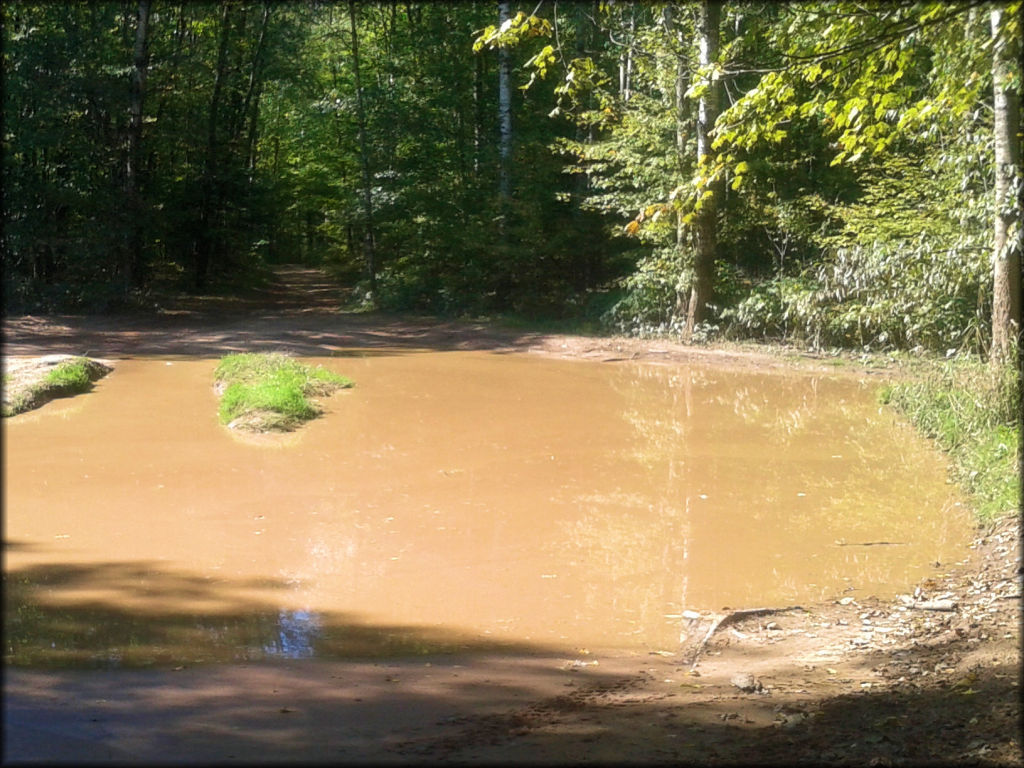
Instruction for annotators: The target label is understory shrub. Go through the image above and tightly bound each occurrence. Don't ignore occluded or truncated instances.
[601,246,688,336]
[722,237,989,352]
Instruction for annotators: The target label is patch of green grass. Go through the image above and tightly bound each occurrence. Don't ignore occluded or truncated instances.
[2,357,110,417]
[214,353,353,431]
[43,357,95,393]
[879,355,1021,524]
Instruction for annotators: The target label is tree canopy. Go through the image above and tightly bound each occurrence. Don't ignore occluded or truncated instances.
[3,1,1020,360]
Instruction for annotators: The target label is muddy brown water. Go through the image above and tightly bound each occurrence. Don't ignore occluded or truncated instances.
[4,351,973,668]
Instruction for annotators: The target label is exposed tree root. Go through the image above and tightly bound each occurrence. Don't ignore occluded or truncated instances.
[684,605,806,670]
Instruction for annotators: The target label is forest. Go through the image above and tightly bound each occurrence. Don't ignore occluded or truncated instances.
[2,0,1021,362]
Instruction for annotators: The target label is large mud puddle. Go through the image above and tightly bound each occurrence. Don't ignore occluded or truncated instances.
[4,352,973,667]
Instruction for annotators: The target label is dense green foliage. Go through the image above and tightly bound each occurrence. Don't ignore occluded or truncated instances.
[2,1,624,317]
[880,357,1022,522]
[3,1,1020,356]
[214,353,353,430]
[535,1,1017,355]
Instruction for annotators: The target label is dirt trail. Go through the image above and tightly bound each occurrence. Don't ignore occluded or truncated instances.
[2,265,843,371]
[3,265,535,360]
[3,267,1020,764]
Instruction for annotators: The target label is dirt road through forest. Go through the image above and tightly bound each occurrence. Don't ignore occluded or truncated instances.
[2,265,853,371]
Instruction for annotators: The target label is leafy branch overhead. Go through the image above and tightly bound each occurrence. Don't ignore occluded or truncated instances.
[473,11,552,52]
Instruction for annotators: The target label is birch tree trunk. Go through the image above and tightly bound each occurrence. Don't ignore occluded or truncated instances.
[349,0,378,300]
[619,8,635,103]
[474,52,483,176]
[497,0,513,207]
[989,6,1022,365]
[664,3,690,322]
[685,0,721,340]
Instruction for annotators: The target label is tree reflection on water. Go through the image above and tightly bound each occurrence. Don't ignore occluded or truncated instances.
[264,609,321,659]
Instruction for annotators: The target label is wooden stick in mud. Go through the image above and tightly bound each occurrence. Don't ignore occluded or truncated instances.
[686,605,805,670]
[834,541,908,547]
[910,599,957,612]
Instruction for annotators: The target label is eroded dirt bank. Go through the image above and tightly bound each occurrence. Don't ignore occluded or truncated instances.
[3,267,1020,764]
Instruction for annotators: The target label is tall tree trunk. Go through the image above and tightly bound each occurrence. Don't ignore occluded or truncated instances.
[241,3,272,173]
[664,3,690,321]
[125,0,151,295]
[990,6,1022,365]
[205,4,231,179]
[686,0,721,341]
[497,0,513,207]
[349,0,377,300]
[474,51,484,176]
[246,85,262,178]
[451,20,469,195]
[619,7,635,103]
[567,1,596,291]
[196,2,233,290]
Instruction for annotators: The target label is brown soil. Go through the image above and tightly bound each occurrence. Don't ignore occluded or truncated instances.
[3,266,1020,765]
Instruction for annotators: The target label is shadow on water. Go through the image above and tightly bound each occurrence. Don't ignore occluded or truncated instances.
[3,540,44,552]
[4,556,1018,764]
[3,558,544,669]
[1,555,639,761]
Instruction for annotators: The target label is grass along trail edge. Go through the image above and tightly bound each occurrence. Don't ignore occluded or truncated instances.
[2,355,112,417]
[879,354,1022,526]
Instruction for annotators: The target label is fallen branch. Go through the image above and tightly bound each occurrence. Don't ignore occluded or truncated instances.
[910,599,958,612]
[685,605,805,670]
[834,541,908,547]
